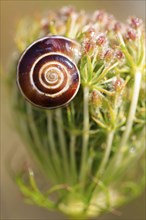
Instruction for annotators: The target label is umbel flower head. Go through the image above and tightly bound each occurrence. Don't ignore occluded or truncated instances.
[8,7,145,219]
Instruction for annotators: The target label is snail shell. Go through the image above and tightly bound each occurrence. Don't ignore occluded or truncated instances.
[17,36,81,109]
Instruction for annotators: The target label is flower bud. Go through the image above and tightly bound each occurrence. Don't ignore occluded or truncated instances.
[85,28,96,39]
[83,40,95,54]
[41,18,49,30]
[126,28,137,41]
[104,48,114,61]
[129,17,142,29]
[114,22,122,32]
[114,50,124,60]
[112,77,124,92]
[90,90,102,106]
[95,10,105,22]
[104,14,115,31]
[59,6,75,17]
[96,34,106,46]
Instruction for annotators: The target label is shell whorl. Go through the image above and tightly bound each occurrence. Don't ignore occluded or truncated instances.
[17,36,81,109]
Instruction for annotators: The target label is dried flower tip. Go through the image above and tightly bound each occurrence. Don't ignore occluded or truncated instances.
[113,77,124,92]
[59,6,75,17]
[96,34,106,46]
[83,39,95,54]
[90,90,102,106]
[104,48,114,61]
[85,28,96,39]
[46,11,58,22]
[114,22,122,32]
[115,50,124,60]
[105,14,116,31]
[129,17,142,29]
[41,18,49,30]
[95,10,105,22]
[126,28,137,41]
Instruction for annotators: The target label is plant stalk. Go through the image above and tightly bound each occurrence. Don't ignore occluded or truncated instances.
[55,109,70,182]
[70,134,77,183]
[116,70,142,164]
[47,111,62,182]
[97,130,115,176]
[80,86,90,183]
[26,105,57,181]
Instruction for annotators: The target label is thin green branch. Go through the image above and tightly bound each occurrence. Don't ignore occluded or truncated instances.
[92,116,108,129]
[116,70,142,164]
[26,106,57,181]
[80,86,90,183]
[70,134,77,183]
[47,111,63,182]
[117,33,136,71]
[97,130,115,176]
[55,109,70,182]
[65,14,79,38]
[95,62,118,83]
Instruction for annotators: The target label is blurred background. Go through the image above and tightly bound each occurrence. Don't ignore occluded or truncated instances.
[1,1,145,219]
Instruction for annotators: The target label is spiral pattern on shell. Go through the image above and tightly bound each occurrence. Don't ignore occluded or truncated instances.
[17,36,81,109]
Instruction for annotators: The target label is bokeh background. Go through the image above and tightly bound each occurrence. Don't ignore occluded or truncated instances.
[1,1,145,219]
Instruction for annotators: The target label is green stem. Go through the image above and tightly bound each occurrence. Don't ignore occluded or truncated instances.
[97,130,115,176]
[118,33,135,69]
[95,62,118,83]
[116,70,142,164]
[121,71,141,147]
[26,105,56,181]
[70,134,77,183]
[55,109,69,182]
[66,15,77,38]
[47,111,62,182]
[80,86,89,183]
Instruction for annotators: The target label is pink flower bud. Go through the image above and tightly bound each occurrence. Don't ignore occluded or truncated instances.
[59,6,75,17]
[115,50,124,60]
[85,28,96,39]
[104,49,114,61]
[114,22,122,32]
[91,90,102,106]
[83,40,94,54]
[130,17,142,29]
[96,11,105,22]
[96,34,106,46]
[126,28,137,41]
[113,77,124,92]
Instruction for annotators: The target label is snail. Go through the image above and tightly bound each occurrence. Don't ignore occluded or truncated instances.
[17,36,81,109]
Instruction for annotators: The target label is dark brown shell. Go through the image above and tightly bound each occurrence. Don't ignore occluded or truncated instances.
[17,36,81,109]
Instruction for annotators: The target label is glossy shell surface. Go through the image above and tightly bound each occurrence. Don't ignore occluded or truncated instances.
[17,36,80,109]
